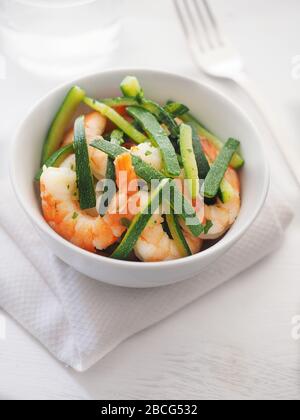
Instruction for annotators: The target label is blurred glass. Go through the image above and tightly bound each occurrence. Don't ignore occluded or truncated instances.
[0,0,122,79]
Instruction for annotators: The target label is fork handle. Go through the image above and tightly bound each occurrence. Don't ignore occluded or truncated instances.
[233,73,300,188]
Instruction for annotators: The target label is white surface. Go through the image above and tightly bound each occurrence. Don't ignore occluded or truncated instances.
[0,0,300,400]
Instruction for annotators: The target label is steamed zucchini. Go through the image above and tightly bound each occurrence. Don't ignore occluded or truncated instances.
[179,124,199,200]
[204,138,240,199]
[181,113,244,169]
[100,101,177,137]
[83,97,147,144]
[164,101,190,118]
[121,76,179,137]
[98,130,122,216]
[189,122,210,180]
[74,116,96,210]
[41,86,85,164]
[219,178,237,203]
[127,106,180,178]
[102,97,138,107]
[166,212,192,257]
[98,158,116,217]
[35,144,74,181]
[101,97,179,138]
[141,100,179,138]
[120,76,144,100]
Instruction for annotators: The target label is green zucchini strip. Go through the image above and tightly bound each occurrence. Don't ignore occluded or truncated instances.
[166,211,192,257]
[188,122,210,180]
[111,179,170,260]
[74,116,96,210]
[141,99,179,138]
[218,178,236,204]
[164,101,190,118]
[120,76,179,137]
[127,106,181,178]
[181,113,244,169]
[41,86,85,164]
[35,143,74,181]
[84,97,148,144]
[98,158,116,217]
[102,97,138,107]
[179,123,200,201]
[120,76,144,99]
[90,139,203,237]
[100,98,179,138]
[98,130,122,216]
[204,138,240,199]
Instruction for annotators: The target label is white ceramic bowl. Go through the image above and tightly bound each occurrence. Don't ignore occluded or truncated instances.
[10,69,269,288]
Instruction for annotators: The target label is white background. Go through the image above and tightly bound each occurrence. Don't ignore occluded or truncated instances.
[0,0,300,400]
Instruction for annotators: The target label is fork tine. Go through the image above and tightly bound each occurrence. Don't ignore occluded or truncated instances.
[173,0,190,41]
[174,0,203,52]
[200,0,224,46]
[202,0,219,31]
[184,0,211,51]
[174,0,210,52]
[191,0,215,49]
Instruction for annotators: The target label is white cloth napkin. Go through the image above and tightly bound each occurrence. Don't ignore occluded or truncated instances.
[0,182,293,372]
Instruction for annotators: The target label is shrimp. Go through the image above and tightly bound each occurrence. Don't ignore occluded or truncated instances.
[199,137,241,240]
[134,193,203,262]
[102,153,140,238]
[40,154,140,253]
[62,111,108,180]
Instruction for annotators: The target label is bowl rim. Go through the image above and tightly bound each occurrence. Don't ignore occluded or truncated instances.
[10,67,270,270]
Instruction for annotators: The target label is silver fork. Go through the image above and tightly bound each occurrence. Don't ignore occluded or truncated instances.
[174,0,300,188]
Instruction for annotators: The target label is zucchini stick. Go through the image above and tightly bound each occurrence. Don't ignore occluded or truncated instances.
[166,211,192,257]
[100,98,179,137]
[164,101,190,118]
[84,97,148,144]
[35,144,74,181]
[204,138,240,199]
[179,124,200,201]
[181,113,244,169]
[42,86,85,164]
[120,76,144,100]
[188,122,210,180]
[74,116,96,210]
[127,106,181,178]
[98,160,116,217]
[120,76,179,137]
[98,129,122,216]
[102,97,138,107]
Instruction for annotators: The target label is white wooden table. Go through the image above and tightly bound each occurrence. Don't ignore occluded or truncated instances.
[0,0,300,400]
